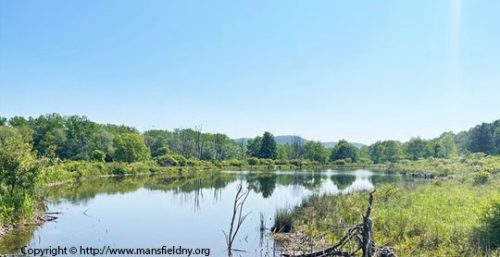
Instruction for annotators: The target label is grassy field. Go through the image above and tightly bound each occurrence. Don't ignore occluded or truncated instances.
[275,156,500,256]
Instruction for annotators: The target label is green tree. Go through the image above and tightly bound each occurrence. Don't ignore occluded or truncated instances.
[259,132,277,159]
[276,144,290,160]
[383,140,403,162]
[468,123,495,154]
[91,150,106,162]
[330,140,359,163]
[113,133,150,163]
[144,130,173,158]
[0,129,38,193]
[30,114,66,158]
[435,132,457,158]
[90,129,115,159]
[493,120,500,155]
[247,137,262,158]
[369,141,385,163]
[8,116,29,128]
[369,140,402,163]
[60,116,99,160]
[289,136,305,159]
[304,141,328,163]
[405,137,427,160]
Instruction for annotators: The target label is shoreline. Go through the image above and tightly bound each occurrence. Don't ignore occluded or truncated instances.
[0,159,460,241]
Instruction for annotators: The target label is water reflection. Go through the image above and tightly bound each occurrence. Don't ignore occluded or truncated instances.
[0,169,412,256]
[43,170,406,204]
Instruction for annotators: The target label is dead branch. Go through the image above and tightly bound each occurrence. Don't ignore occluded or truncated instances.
[223,183,250,256]
[283,190,397,257]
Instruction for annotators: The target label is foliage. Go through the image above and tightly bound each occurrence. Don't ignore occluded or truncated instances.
[287,177,500,256]
[475,198,500,250]
[404,137,427,160]
[156,154,187,167]
[474,172,491,185]
[260,132,277,159]
[387,154,500,177]
[0,129,38,193]
[0,127,39,226]
[247,157,260,166]
[144,129,244,160]
[469,122,496,155]
[113,133,150,163]
[369,140,403,163]
[90,150,106,162]
[303,141,328,163]
[330,139,359,163]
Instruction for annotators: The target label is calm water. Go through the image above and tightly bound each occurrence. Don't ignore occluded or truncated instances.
[0,169,412,256]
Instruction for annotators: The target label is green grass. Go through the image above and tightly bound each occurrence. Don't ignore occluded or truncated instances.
[285,175,500,256]
[272,208,294,233]
[385,154,500,177]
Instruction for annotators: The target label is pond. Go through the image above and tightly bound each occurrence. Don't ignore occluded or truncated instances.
[0,169,413,256]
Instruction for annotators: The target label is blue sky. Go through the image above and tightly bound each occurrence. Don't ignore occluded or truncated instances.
[1,0,499,144]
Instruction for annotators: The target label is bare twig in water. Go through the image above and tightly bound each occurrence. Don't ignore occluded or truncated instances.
[223,183,251,256]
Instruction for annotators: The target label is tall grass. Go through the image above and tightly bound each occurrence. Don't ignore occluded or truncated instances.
[285,176,500,256]
[272,208,294,233]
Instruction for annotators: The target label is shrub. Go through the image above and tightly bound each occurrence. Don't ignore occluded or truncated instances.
[275,159,289,165]
[474,172,491,185]
[247,157,260,166]
[110,163,126,175]
[156,154,187,167]
[358,158,373,165]
[228,159,244,167]
[475,198,500,250]
[186,158,200,166]
[260,159,274,165]
[90,150,106,162]
[333,159,346,165]
[289,159,302,167]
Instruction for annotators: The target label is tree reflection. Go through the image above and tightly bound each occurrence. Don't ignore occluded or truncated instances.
[246,173,277,198]
[331,175,356,190]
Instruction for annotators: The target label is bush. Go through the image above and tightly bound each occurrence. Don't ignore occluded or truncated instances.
[156,154,187,167]
[474,172,491,185]
[90,150,106,162]
[110,163,126,175]
[332,159,346,165]
[186,158,201,166]
[227,159,244,167]
[475,198,500,250]
[260,159,274,165]
[247,157,260,166]
[289,159,302,167]
[358,158,373,165]
[275,159,289,165]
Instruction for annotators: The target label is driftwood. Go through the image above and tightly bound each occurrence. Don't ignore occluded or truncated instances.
[283,190,397,257]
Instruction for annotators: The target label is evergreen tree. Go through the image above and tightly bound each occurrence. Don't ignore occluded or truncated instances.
[259,132,277,159]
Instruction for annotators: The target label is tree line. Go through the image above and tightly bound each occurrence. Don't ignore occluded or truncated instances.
[0,114,499,165]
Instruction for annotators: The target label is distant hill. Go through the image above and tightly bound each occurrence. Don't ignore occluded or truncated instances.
[275,135,307,145]
[234,135,364,149]
[322,141,365,149]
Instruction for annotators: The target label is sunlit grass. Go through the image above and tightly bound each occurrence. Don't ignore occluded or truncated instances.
[288,175,500,256]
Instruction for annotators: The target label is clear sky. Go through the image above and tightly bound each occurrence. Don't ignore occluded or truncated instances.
[1,0,499,144]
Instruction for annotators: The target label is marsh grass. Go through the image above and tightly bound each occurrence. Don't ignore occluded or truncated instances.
[272,208,294,233]
[286,176,500,256]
